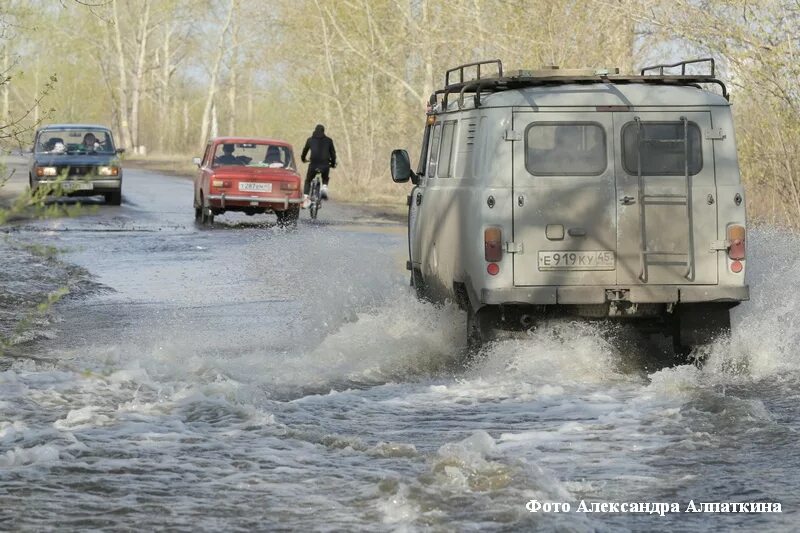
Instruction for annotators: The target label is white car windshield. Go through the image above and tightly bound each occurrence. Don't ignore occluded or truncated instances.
[36,129,116,154]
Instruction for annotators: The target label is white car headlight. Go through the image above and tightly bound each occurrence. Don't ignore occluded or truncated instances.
[98,166,119,176]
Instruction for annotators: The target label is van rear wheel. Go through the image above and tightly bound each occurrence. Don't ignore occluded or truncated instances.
[671,303,731,361]
[466,306,503,354]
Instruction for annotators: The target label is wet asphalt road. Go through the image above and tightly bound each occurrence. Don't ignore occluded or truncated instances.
[1,168,799,531]
[3,169,407,360]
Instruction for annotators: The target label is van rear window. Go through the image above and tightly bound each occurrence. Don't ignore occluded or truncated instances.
[525,123,606,176]
[622,121,702,175]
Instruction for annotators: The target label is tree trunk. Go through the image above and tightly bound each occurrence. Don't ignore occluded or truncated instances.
[111,0,132,150]
[182,100,189,153]
[227,0,239,135]
[158,24,173,153]
[199,0,236,150]
[130,0,151,154]
[315,0,353,164]
[33,67,39,125]
[227,77,236,135]
[211,102,218,139]
[2,46,8,121]
[246,72,253,131]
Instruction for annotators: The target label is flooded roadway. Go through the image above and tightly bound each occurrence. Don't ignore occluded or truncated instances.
[1,169,798,531]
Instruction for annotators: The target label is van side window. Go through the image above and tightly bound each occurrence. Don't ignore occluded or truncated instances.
[622,121,702,175]
[427,123,442,177]
[415,124,432,175]
[525,123,607,176]
[437,121,457,178]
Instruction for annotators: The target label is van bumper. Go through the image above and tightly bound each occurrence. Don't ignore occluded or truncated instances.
[480,285,749,305]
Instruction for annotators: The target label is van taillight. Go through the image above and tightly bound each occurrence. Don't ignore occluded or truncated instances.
[727,225,745,260]
[727,224,745,273]
[485,227,502,262]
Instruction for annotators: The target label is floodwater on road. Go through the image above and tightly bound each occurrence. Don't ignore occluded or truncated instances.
[1,169,798,531]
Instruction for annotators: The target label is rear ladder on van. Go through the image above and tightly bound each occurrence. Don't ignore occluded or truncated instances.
[635,116,695,283]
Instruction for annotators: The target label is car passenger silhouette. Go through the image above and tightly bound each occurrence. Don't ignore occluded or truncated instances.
[264,145,284,166]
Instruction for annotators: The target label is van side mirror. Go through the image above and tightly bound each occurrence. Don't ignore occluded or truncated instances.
[192,157,202,167]
[116,148,126,154]
[390,149,413,183]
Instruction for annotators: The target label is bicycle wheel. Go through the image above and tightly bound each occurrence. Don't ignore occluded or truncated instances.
[309,179,321,219]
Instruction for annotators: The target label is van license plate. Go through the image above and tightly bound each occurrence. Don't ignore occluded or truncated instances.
[538,251,615,270]
[239,182,272,192]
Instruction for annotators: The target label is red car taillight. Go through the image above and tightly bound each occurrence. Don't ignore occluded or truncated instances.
[281,181,299,191]
[212,179,231,189]
[727,224,745,273]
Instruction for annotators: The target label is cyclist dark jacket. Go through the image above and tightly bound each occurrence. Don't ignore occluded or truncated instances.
[301,125,336,168]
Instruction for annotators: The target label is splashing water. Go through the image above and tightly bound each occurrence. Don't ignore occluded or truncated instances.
[2,217,799,530]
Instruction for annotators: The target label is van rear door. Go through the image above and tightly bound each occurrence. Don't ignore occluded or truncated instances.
[511,112,617,286]
[612,111,718,285]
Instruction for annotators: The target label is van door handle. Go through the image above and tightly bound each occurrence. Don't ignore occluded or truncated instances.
[620,196,636,205]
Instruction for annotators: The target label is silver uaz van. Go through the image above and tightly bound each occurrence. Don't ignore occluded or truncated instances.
[391,59,748,356]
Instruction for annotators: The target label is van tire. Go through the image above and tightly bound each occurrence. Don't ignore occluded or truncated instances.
[672,303,731,360]
[411,268,428,301]
[467,309,482,353]
[466,305,502,353]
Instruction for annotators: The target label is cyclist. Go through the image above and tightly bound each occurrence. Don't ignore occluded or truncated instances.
[301,124,336,201]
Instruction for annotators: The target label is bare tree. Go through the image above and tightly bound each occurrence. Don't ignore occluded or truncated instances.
[199,0,235,150]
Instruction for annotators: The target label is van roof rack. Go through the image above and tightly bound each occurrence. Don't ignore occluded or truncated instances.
[432,58,729,110]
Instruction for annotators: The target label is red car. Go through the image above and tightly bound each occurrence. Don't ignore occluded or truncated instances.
[193,137,303,226]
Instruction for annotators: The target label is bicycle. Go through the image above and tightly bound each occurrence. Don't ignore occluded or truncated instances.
[307,168,324,220]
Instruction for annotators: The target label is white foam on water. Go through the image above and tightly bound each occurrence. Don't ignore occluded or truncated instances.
[0,421,30,443]
[391,320,636,408]
[0,444,60,467]
[471,320,629,384]
[3,224,799,530]
[648,227,800,393]
[287,289,464,388]
[53,406,113,430]
[377,482,421,528]
[89,286,464,401]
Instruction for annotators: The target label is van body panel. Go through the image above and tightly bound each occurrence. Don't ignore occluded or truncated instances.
[511,112,618,287]
[403,80,747,321]
[612,111,718,285]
